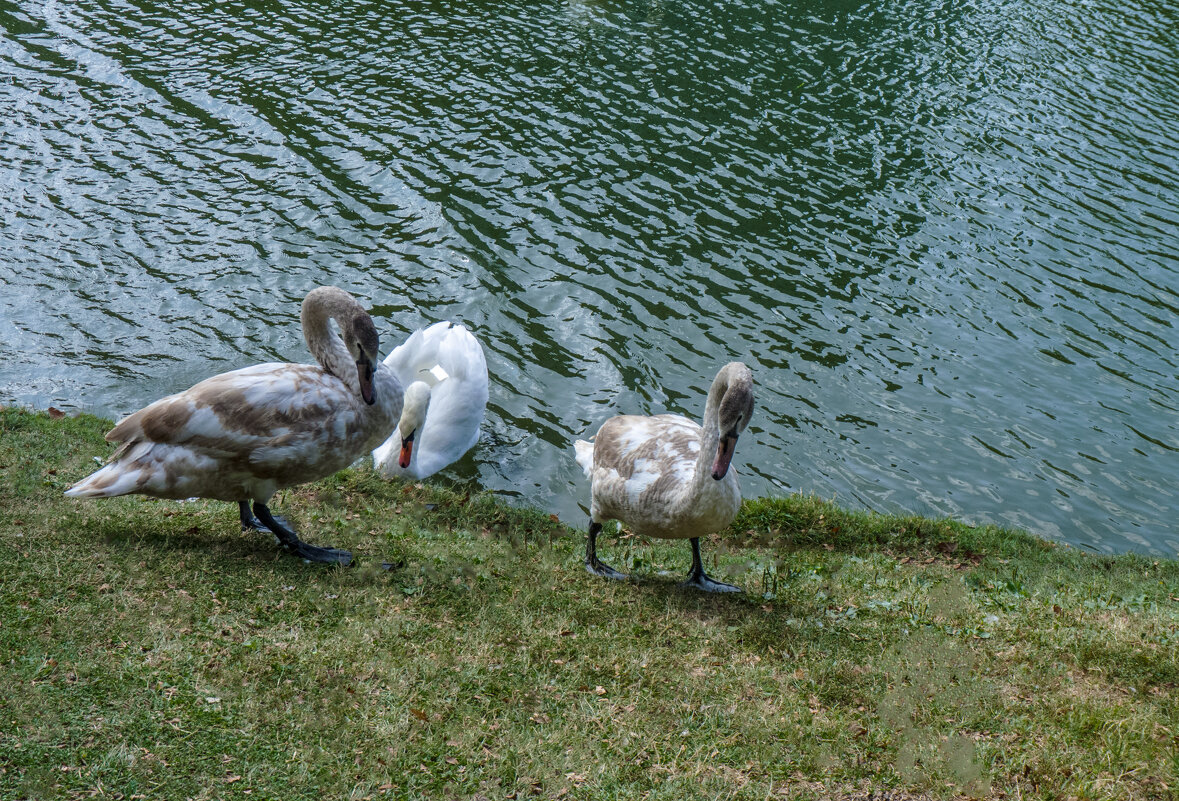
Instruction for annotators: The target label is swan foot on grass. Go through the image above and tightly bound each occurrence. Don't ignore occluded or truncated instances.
[240,501,400,569]
[250,501,353,566]
[679,537,742,594]
[585,522,628,581]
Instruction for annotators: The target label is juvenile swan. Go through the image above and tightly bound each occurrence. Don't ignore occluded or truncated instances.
[372,321,488,479]
[574,362,754,592]
[65,287,403,566]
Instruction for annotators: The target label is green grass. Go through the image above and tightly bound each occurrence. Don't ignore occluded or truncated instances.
[1,407,1176,800]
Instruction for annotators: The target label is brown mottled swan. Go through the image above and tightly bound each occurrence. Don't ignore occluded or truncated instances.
[65,287,403,566]
[574,362,754,592]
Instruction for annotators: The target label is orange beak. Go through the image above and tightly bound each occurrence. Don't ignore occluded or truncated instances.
[399,432,415,469]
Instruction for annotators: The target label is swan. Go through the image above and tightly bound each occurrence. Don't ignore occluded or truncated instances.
[64,286,403,566]
[574,362,754,593]
[372,320,488,479]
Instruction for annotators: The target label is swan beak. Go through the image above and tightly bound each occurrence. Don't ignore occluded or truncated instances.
[399,431,415,469]
[711,435,737,480]
[357,357,376,405]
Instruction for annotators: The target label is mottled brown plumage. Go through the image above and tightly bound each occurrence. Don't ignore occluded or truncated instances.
[65,287,403,565]
[574,362,754,592]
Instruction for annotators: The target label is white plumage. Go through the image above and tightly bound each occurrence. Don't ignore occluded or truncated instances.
[373,321,488,479]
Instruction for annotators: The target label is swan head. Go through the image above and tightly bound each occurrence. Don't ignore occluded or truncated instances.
[303,287,383,405]
[397,381,432,467]
[709,362,754,480]
[342,310,381,405]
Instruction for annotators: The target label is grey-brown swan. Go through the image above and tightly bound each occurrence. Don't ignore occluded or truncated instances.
[65,286,403,566]
[574,362,754,592]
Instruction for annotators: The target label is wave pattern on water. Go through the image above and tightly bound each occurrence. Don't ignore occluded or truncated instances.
[1,0,1176,554]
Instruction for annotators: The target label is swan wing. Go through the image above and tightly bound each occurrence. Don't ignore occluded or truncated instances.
[409,375,488,477]
[383,320,452,385]
[589,414,700,508]
[112,363,371,474]
[105,364,350,453]
[68,364,363,500]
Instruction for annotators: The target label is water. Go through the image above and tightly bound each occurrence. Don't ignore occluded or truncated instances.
[1,0,1176,555]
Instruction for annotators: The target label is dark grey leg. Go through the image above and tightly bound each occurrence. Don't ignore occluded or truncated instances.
[252,501,353,566]
[585,521,627,580]
[681,537,741,593]
[240,501,295,534]
[240,500,274,531]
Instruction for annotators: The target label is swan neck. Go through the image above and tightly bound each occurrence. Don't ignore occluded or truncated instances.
[398,381,432,437]
[695,414,721,489]
[692,381,725,488]
[302,291,357,392]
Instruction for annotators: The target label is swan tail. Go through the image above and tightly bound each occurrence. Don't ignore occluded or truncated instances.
[435,325,487,385]
[574,439,595,478]
[382,321,451,378]
[64,462,149,498]
[385,321,487,388]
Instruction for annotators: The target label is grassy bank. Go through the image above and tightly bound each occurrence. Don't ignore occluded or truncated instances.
[1,407,1176,800]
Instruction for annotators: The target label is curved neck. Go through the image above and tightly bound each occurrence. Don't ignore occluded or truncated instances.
[397,381,432,438]
[302,289,358,393]
[692,377,726,487]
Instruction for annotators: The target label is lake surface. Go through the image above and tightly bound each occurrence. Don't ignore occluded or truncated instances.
[2,0,1177,555]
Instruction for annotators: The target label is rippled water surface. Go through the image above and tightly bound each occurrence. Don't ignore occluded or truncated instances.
[2,0,1177,554]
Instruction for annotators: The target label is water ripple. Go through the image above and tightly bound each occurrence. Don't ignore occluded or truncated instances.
[1,0,1176,553]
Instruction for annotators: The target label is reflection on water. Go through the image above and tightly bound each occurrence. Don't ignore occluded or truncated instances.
[1,0,1176,554]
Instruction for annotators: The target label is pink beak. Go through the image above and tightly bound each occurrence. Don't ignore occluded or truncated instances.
[711,435,736,480]
[357,358,376,405]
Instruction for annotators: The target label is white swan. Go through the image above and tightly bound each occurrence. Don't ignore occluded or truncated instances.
[65,287,403,566]
[372,320,488,479]
[574,362,754,592]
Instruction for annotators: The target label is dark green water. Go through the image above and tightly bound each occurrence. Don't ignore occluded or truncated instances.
[2,0,1176,554]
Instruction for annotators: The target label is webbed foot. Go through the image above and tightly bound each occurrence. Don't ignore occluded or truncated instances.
[586,555,629,581]
[585,521,629,581]
[680,572,743,593]
[682,537,742,593]
[250,501,353,567]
